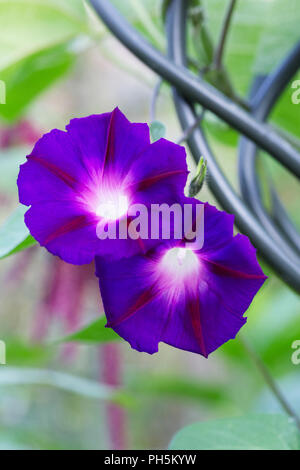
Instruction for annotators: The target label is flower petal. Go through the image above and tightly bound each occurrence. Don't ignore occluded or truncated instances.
[25,201,98,265]
[126,138,188,205]
[160,280,247,356]
[18,128,89,206]
[96,204,267,356]
[200,233,267,317]
[96,255,167,353]
[199,203,235,253]
[66,108,150,179]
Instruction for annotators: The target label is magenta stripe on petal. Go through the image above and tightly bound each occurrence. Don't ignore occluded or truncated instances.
[186,295,207,358]
[102,108,117,175]
[43,215,93,245]
[28,155,78,189]
[18,108,187,264]
[96,202,267,357]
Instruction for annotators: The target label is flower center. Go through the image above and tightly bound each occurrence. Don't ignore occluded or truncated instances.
[95,192,129,221]
[159,247,200,281]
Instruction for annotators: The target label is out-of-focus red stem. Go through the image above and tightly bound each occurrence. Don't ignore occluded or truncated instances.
[32,256,64,342]
[100,344,128,450]
[5,246,35,285]
[58,263,90,362]
[0,119,41,148]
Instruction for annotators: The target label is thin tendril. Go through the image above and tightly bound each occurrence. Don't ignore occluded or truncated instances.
[241,335,300,434]
[150,78,163,123]
[213,0,237,69]
[176,109,205,145]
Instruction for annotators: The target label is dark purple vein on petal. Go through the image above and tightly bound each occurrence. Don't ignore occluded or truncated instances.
[186,295,207,357]
[102,108,117,176]
[125,169,189,192]
[201,256,267,280]
[44,215,94,245]
[106,281,162,329]
[202,278,250,322]
[28,155,78,189]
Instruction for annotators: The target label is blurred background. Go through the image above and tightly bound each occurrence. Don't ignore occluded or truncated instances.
[0,0,299,450]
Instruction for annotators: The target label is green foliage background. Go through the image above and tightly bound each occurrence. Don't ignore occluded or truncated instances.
[0,0,299,450]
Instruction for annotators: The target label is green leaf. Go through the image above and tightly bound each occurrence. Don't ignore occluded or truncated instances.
[0,424,75,450]
[0,45,75,122]
[0,0,88,73]
[111,0,164,48]
[0,146,28,193]
[128,0,164,48]
[247,289,300,372]
[254,0,300,75]
[63,315,121,344]
[0,367,120,401]
[203,114,238,147]
[221,284,300,375]
[270,73,300,140]
[161,0,172,21]
[203,0,269,95]
[202,0,300,96]
[0,206,36,259]
[169,414,300,450]
[128,373,231,406]
[4,340,52,366]
[150,120,166,143]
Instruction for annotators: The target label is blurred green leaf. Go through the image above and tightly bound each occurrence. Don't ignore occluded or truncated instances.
[203,114,238,147]
[203,0,300,96]
[63,315,121,344]
[169,414,300,450]
[270,73,300,139]
[196,0,268,143]
[128,0,164,48]
[202,0,300,146]
[5,340,52,366]
[0,367,119,401]
[0,436,30,451]
[0,146,28,193]
[256,373,300,417]
[203,0,268,95]
[0,45,75,122]
[161,0,171,21]
[128,373,231,406]
[0,0,88,72]
[111,0,163,48]
[0,431,64,450]
[254,0,300,75]
[150,120,166,142]
[247,289,300,373]
[0,206,36,259]
[221,285,300,376]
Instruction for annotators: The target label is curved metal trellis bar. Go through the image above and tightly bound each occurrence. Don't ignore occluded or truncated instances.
[90,0,300,178]
[166,0,300,292]
[271,188,300,253]
[89,0,300,292]
[238,44,300,256]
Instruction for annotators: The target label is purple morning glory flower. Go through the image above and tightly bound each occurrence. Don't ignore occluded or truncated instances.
[17,108,188,265]
[96,202,267,357]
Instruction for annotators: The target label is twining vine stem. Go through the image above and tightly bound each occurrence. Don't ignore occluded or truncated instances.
[150,78,163,123]
[176,109,205,145]
[213,0,237,69]
[240,336,300,433]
